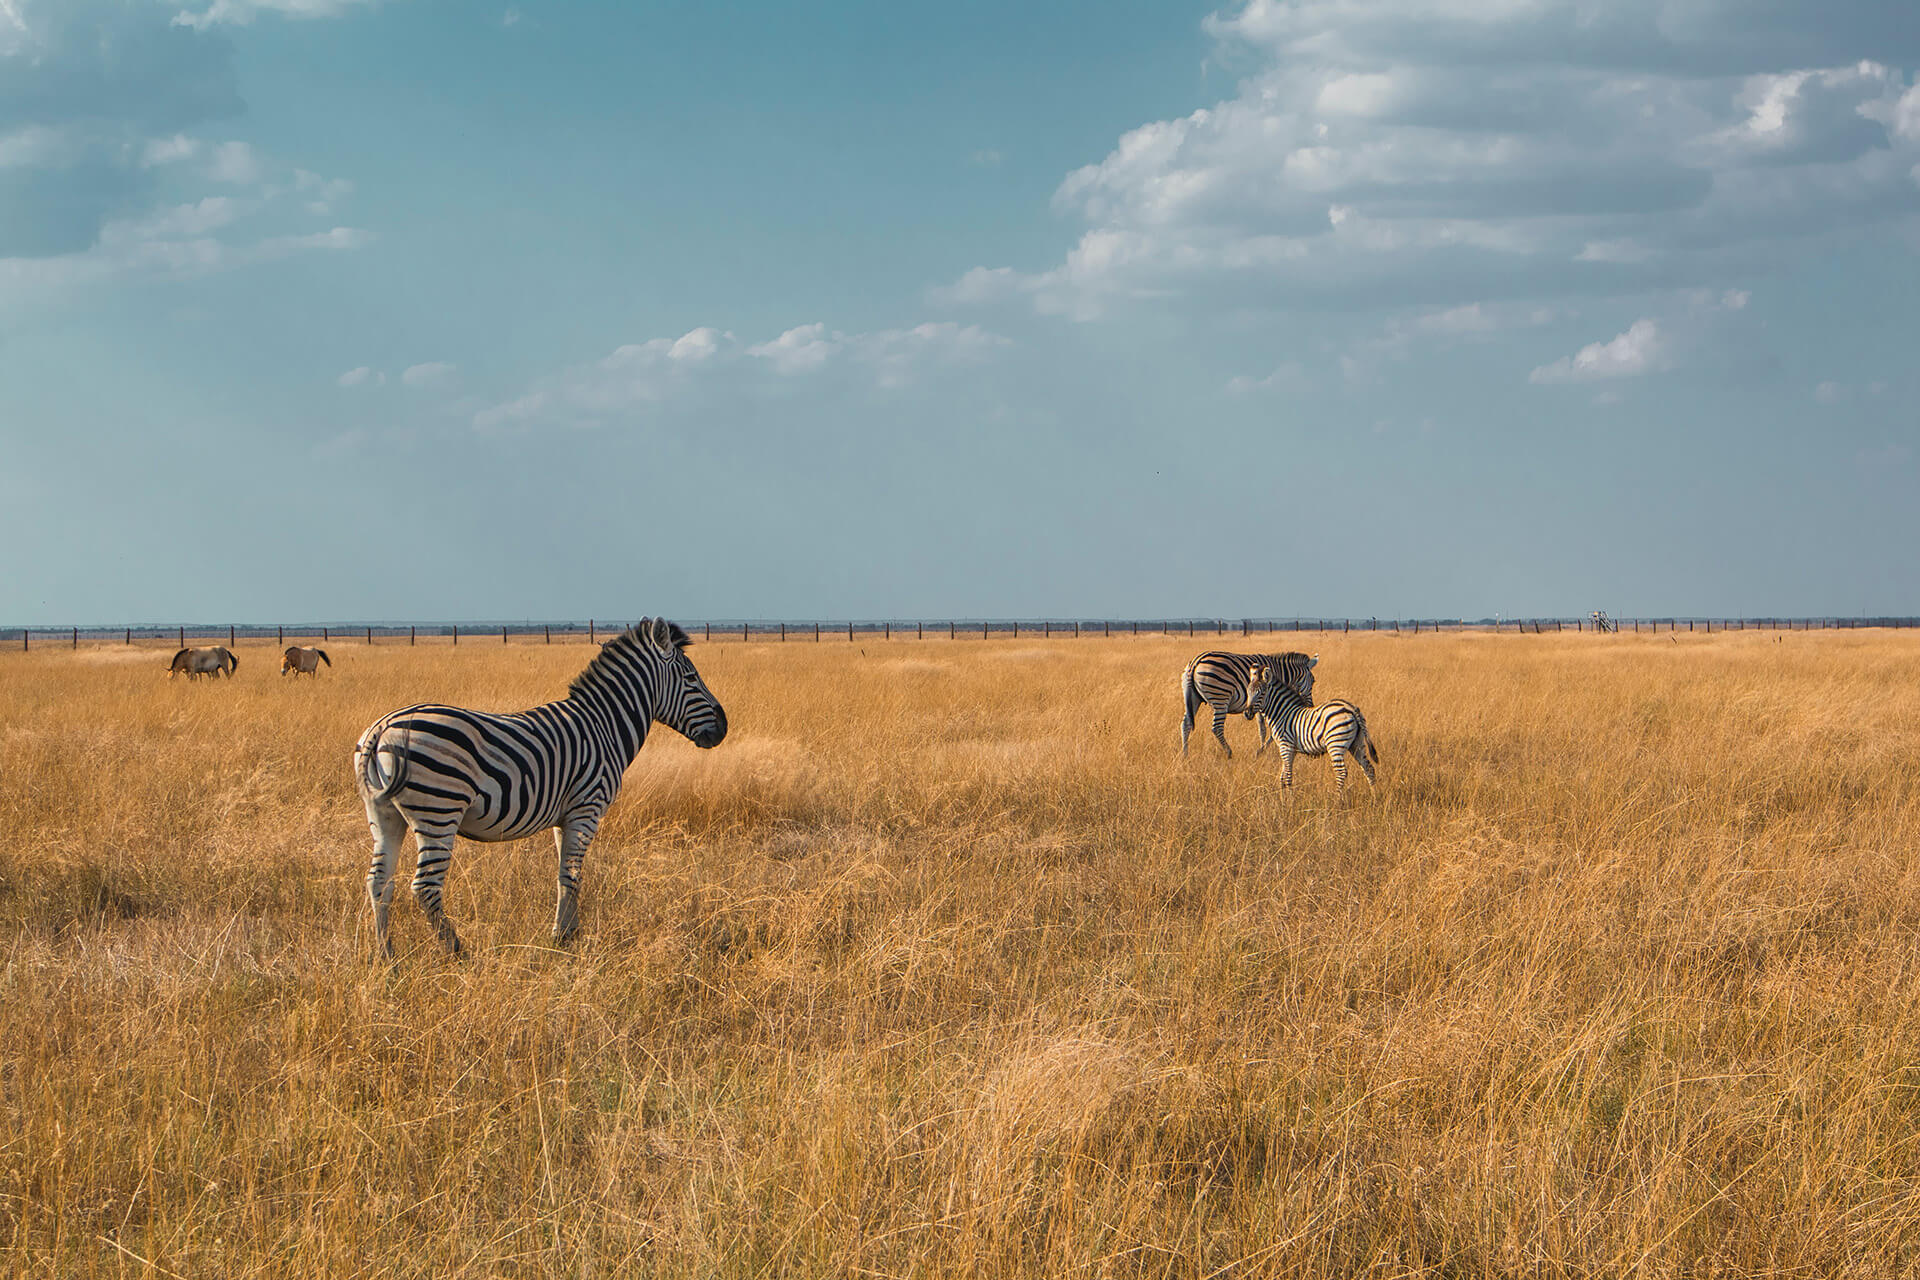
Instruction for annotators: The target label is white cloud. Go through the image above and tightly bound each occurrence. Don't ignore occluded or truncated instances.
[1226,362,1305,394]
[141,135,202,168]
[0,124,71,169]
[1529,318,1667,383]
[205,141,263,185]
[402,361,457,387]
[474,321,1011,430]
[749,323,842,374]
[173,0,384,29]
[941,2,1920,320]
[337,366,384,388]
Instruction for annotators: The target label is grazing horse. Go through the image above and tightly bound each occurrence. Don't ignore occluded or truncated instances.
[282,646,332,676]
[169,646,238,679]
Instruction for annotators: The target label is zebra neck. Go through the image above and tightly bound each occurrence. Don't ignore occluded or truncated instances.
[568,682,650,762]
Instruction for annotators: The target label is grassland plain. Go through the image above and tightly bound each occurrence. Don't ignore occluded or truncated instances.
[5,631,1920,1278]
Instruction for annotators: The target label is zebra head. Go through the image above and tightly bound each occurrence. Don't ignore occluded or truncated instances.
[570,618,729,749]
[641,617,729,749]
[1246,653,1316,715]
[1250,664,1314,713]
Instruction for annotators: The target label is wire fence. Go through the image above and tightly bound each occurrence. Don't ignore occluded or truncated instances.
[7,615,1920,651]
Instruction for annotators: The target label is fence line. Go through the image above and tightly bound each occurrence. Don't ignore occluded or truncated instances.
[8,616,1920,651]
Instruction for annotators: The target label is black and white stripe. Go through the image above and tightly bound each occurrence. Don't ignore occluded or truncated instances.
[1180,650,1317,757]
[1246,668,1378,795]
[353,617,727,957]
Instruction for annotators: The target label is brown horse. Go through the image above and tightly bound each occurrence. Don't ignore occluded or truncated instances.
[169,647,238,679]
[281,646,332,676]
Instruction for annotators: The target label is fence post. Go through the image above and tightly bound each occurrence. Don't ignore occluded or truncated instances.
[278,625,283,645]
[885,622,891,640]
[126,628,132,645]
[849,622,855,642]
[367,627,373,645]
[411,626,416,646]
[545,626,551,644]
[917,622,923,640]
[984,621,989,640]
[324,627,329,642]
[782,623,787,642]
[179,626,184,647]
[1014,622,1020,638]
[589,619,595,644]
[453,626,458,646]
[21,630,26,652]
[816,623,822,642]
[744,622,749,643]
[705,622,711,641]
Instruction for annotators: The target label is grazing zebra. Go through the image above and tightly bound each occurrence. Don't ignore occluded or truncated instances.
[281,646,331,676]
[169,646,237,679]
[1180,650,1316,757]
[1246,668,1378,795]
[352,617,727,958]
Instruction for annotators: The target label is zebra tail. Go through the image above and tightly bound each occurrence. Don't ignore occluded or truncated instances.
[359,724,411,804]
[317,648,331,667]
[1364,719,1380,762]
[1181,662,1201,717]
[228,650,239,676]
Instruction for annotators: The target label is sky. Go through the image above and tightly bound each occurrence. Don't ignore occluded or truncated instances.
[2,0,1917,625]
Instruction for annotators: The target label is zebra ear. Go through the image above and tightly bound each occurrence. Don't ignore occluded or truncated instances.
[645,617,673,648]
[1309,654,1319,666]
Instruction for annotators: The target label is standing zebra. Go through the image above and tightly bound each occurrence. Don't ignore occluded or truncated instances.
[1245,667,1378,795]
[1180,650,1316,757]
[353,617,727,958]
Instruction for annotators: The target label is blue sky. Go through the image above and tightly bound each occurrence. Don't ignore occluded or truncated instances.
[3,0,1917,624]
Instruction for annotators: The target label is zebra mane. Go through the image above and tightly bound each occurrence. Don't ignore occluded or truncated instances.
[568,617,689,701]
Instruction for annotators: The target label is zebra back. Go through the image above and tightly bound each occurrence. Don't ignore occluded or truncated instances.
[1249,671,1367,755]
[1186,650,1317,715]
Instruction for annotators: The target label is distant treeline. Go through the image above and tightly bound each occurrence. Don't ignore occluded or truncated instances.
[8,616,1920,649]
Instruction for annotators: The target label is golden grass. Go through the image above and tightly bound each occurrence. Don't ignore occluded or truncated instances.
[6,630,1920,1276]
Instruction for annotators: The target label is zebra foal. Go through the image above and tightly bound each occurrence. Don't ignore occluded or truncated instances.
[353,617,727,958]
[1180,650,1317,757]
[1246,668,1379,795]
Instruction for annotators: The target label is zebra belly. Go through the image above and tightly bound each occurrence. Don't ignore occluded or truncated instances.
[456,806,569,842]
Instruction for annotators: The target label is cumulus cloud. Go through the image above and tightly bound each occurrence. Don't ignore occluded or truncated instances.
[0,0,365,288]
[474,322,1011,430]
[337,366,384,388]
[942,1,1920,320]
[1529,318,1667,383]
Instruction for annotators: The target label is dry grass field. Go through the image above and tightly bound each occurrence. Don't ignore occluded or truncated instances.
[6,630,1920,1277]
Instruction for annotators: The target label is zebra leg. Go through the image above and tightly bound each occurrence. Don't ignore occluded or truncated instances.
[409,825,464,956]
[364,797,409,960]
[1211,705,1233,759]
[552,815,600,945]
[1330,747,1350,797]
[1279,743,1296,787]
[1357,734,1378,786]
[1181,684,1199,755]
[1254,714,1271,756]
